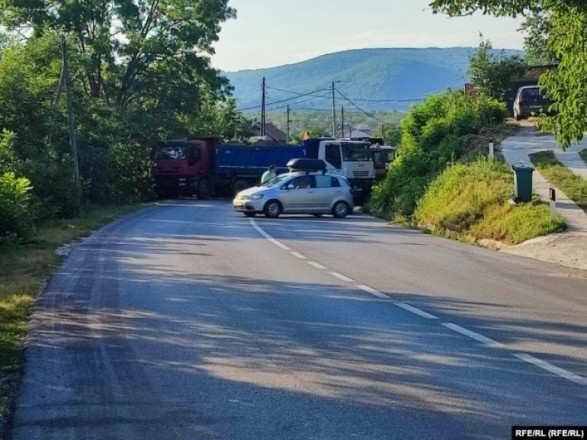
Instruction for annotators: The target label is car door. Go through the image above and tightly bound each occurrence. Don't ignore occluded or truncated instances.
[313,175,343,211]
[280,175,315,212]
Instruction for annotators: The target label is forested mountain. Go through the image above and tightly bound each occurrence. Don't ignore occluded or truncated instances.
[224,47,523,113]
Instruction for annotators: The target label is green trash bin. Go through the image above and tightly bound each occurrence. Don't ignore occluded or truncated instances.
[512,163,534,203]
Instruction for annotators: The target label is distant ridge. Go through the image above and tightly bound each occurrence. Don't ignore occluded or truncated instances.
[223,47,523,112]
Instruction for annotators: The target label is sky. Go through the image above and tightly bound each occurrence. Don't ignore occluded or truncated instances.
[211,0,525,72]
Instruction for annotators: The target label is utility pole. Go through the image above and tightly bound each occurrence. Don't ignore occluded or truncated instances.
[331,81,337,137]
[61,34,81,214]
[286,105,291,143]
[341,107,345,138]
[261,77,266,136]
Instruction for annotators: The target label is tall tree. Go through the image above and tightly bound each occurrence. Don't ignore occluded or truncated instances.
[468,38,527,100]
[430,0,587,146]
[519,11,556,66]
[0,0,236,111]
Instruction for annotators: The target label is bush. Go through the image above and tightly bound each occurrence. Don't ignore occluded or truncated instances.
[415,159,565,245]
[0,172,34,242]
[369,91,507,221]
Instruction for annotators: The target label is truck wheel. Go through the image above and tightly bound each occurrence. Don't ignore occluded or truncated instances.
[232,179,249,196]
[332,201,350,218]
[264,200,282,218]
[197,178,214,199]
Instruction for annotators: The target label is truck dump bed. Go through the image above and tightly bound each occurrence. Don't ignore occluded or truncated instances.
[215,144,307,176]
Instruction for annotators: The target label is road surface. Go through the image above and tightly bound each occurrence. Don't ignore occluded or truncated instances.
[11,200,587,439]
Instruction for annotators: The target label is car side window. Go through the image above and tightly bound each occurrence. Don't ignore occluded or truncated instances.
[315,175,340,188]
[289,175,314,189]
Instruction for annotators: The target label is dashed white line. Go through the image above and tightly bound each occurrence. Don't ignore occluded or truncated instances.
[357,285,389,299]
[442,323,503,348]
[395,303,438,319]
[329,272,355,283]
[513,353,587,386]
[307,261,327,270]
[250,219,586,386]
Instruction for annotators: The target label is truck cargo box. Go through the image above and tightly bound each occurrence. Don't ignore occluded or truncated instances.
[215,144,307,176]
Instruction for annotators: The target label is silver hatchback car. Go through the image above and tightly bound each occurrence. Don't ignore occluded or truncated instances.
[233,171,354,218]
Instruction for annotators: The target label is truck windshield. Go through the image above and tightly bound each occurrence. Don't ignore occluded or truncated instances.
[153,144,187,160]
[341,142,371,161]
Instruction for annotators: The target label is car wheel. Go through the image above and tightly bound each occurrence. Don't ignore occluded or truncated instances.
[197,178,214,199]
[264,200,282,218]
[244,212,255,217]
[332,201,350,218]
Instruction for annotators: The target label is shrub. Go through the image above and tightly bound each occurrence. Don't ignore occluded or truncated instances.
[0,172,34,242]
[415,158,565,245]
[370,91,507,221]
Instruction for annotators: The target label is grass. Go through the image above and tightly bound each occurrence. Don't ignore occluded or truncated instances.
[0,203,148,418]
[415,158,566,246]
[530,151,587,213]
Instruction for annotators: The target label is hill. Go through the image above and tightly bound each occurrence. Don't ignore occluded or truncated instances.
[223,47,523,113]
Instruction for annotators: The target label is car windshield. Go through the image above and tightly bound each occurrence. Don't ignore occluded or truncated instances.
[260,173,291,188]
[341,142,371,161]
[152,144,187,160]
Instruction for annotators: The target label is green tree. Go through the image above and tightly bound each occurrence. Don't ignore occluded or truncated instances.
[430,0,587,147]
[519,12,556,66]
[0,0,235,110]
[468,38,527,100]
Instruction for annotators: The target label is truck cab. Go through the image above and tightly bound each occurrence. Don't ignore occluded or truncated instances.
[303,138,374,185]
[151,137,220,198]
[370,143,396,181]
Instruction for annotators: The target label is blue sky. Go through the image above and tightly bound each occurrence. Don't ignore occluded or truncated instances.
[212,0,525,72]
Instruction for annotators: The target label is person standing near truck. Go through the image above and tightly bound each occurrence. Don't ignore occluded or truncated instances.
[261,165,277,184]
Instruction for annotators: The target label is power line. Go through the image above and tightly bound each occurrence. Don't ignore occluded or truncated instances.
[334,88,388,125]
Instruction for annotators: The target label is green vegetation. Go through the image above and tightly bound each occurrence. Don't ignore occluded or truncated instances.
[468,39,527,100]
[415,159,565,245]
[530,151,587,212]
[0,3,251,243]
[431,0,587,148]
[265,110,404,145]
[0,203,146,412]
[367,89,564,245]
[369,90,507,220]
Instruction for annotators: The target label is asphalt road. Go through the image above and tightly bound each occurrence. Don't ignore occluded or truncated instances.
[10,200,587,439]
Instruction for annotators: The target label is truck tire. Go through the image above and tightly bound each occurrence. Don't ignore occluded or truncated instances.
[232,179,249,196]
[264,200,282,218]
[332,201,351,218]
[197,178,214,199]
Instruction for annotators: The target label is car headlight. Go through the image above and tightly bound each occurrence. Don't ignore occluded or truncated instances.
[249,194,264,200]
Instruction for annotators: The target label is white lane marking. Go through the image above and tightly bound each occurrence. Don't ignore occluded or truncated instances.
[442,323,503,348]
[513,353,587,386]
[357,285,389,299]
[307,261,327,270]
[395,303,438,319]
[250,219,290,250]
[249,220,586,387]
[329,272,355,283]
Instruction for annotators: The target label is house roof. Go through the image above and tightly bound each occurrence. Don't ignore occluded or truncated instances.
[253,122,287,141]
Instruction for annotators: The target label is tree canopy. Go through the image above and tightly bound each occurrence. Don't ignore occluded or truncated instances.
[0,0,253,233]
[430,0,587,147]
[468,39,527,100]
